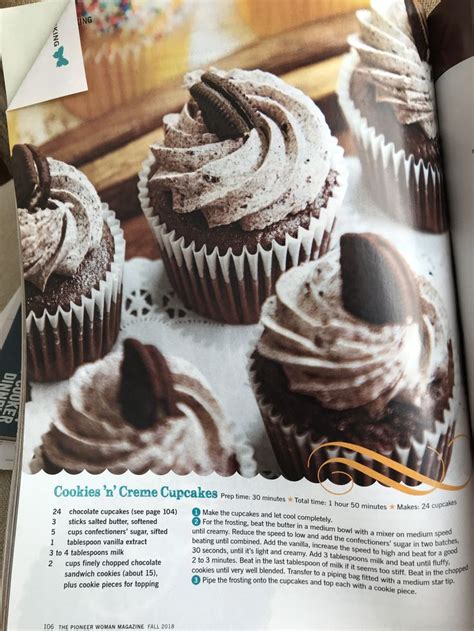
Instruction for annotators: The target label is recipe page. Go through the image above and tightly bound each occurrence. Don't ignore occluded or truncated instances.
[3,1,473,629]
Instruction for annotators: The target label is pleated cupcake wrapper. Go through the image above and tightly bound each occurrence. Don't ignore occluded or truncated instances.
[249,360,458,487]
[338,52,447,234]
[85,0,192,60]
[26,206,125,383]
[64,7,192,119]
[138,143,348,324]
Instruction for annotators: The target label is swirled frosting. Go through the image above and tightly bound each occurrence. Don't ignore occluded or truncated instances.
[38,348,241,475]
[257,249,448,418]
[349,0,436,138]
[19,159,103,291]
[149,68,334,231]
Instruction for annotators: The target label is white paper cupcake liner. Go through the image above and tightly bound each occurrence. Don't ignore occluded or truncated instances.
[248,353,458,487]
[26,206,125,383]
[138,142,348,324]
[338,52,447,234]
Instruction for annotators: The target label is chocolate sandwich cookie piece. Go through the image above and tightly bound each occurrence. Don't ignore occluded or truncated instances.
[119,339,179,429]
[340,232,421,326]
[30,145,52,209]
[201,72,261,131]
[189,72,261,140]
[11,144,51,211]
[11,144,37,210]
[404,0,430,62]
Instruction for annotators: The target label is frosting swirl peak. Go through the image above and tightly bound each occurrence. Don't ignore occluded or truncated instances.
[149,68,334,231]
[38,345,242,475]
[257,247,446,418]
[349,0,436,138]
[19,158,103,291]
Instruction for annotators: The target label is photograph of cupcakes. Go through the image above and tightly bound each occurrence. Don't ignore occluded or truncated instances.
[12,144,125,383]
[139,68,347,324]
[237,0,370,38]
[250,232,455,486]
[31,338,256,476]
[63,0,192,120]
[338,0,447,232]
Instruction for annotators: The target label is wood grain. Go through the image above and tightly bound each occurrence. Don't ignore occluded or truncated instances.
[40,12,357,166]
[123,214,160,260]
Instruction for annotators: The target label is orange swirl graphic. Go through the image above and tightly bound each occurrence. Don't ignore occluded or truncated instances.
[307,435,472,496]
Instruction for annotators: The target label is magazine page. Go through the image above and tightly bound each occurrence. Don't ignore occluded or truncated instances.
[0,55,22,464]
[425,0,473,419]
[0,181,22,441]
[2,1,473,629]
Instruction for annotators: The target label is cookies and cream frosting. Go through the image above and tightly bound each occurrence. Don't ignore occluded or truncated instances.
[38,346,241,475]
[149,68,334,231]
[349,0,436,138]
[257,249,448,418]
[19,159,103,292]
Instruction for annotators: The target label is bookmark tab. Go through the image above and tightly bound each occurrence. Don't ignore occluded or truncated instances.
[2,0,87,111]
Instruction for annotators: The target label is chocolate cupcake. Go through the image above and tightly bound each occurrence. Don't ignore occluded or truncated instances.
[12,144,125,382]
[139,68,347,324]
[338,0,447,232]
[31,338,256,476]
[250,232,456,486]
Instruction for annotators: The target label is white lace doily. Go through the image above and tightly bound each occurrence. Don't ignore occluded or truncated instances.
[119,256,277,471]
[26,259,279,475]
[25,158,469,476]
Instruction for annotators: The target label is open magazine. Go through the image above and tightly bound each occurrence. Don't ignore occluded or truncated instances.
[0,66,22,463]
[0,0,472,629]
[0,62,22,455]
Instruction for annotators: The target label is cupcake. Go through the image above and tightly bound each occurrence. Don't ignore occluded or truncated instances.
[31,338,256,476]
[237,0,370,38]
[12,144,125,383]
[139,68,347,324]
[250,232,455,486]
[63,0,192,120]
[338,0,447,233]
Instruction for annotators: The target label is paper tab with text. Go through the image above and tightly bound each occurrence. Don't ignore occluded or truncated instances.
[2,0,87,111]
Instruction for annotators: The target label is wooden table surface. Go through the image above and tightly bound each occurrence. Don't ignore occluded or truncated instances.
[8,13,359,264]
[35,12,358,223]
